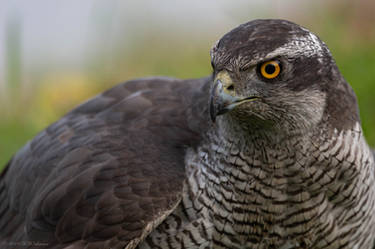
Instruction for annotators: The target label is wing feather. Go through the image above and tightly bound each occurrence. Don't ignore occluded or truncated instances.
[0,76,210,249]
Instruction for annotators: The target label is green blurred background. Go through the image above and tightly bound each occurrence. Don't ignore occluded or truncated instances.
[1,0,374,169]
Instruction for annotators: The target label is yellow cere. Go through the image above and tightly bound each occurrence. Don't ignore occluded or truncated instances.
[260,60,281,79]
[215,71,233,85]
[215,70,235,94]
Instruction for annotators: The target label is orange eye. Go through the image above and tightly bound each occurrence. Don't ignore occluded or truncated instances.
[259,60,281,79]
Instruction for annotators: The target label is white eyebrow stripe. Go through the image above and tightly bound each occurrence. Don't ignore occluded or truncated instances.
[264,32,324,59]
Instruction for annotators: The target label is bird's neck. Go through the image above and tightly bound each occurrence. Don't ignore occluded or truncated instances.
[207,118,375,189]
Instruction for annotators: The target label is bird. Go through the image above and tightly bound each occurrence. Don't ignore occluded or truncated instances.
[1,19,375,249]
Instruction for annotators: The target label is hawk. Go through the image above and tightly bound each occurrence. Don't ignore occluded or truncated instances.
[1,19,375,249]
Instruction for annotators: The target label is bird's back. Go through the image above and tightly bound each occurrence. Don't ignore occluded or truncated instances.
[0,76,210,249]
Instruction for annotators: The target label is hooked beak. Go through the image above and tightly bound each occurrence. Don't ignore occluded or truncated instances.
[209,73,258,122]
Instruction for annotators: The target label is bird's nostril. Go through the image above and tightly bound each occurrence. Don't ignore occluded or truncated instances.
[226,85,234,91]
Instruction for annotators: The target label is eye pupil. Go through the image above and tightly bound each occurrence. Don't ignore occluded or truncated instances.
[265,64,276,74]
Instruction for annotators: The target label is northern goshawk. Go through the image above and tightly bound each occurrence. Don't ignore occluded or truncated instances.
[1,19,375,249]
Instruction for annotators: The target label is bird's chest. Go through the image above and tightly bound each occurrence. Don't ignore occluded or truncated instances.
[179,143,374,249]
[140,139,375,249]
[183,146,319,248]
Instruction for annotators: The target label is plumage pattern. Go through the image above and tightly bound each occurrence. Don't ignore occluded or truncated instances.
[138,123,375,249]
[1,19,375,249]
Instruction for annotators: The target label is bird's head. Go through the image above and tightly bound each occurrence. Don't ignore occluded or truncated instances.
[210,19,359,136]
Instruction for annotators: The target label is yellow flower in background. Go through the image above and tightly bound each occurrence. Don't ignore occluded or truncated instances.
[31,73,100,129]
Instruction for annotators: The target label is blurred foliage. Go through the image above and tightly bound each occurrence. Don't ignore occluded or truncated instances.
[0,33,213,168]
[1,2,375,169]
